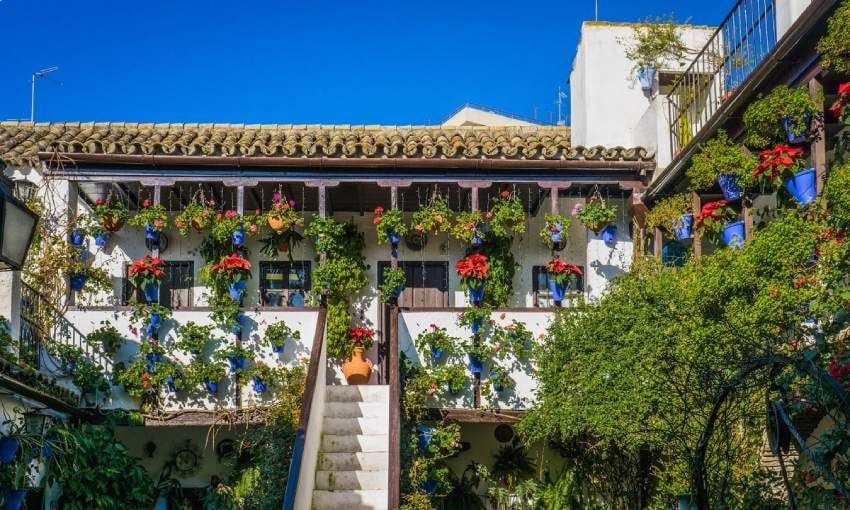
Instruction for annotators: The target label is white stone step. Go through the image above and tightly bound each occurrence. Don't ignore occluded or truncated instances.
[322,417,387,435]
[324,402,388,419]
[318,452,388,471]
[312,489,388,510]
[314,470,388,490]
[321,434,388,453]
[326,385,389,403]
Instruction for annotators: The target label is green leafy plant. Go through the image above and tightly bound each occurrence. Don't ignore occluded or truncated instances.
[114,358,153,398]
[742,85,822,148]
[539,214,571,249]
[488,190,526,237]
[325,299,353,361]
[373,207,409,244]
[210,210,262,243]
[619,14,690,69]
[436,364,467,393]
[174,197,216,235]
[173,321,215,356]
[458,306,492,332]
[451,211,486,243]
[86,321,124,356]
[0,316,13,358]
[305,217,365,258]
[478,237,518,307]
[575,194,617,232]
[490,438,535,491]
[492,320,534,360]
[816,0,850,75]
[686,130,757,191]
[91,195,129,230]
[186,359,227,387]
[379,267,407,303]
[411,196,453,235]
[50,344,111,394]
[129,302,172,328]
[259,229,304,260]
[127,199,168,232]
[264,320,301,351]
[313,257,369,301]
[415,324,460,359]
[214,344,255,375]
[693,199,737,244]
[488,365,516,393]
[645,193,693,233]
[444,463,487,510]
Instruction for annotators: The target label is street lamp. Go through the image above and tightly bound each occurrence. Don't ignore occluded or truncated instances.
[0,175,38,271]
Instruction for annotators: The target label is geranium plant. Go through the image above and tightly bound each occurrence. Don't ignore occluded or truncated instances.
[411,196,453,235]
[492,320,534,360]
[455,253,489,304]
[379,267,406,304]
[127,255,165,292]
[264,320,300,352]
[87,321,124,356]
[173,322,215,356]
[574,193,617,233]
[539,214,571,249]
[92,196,129,232]
[693,200,737,243]
[175,197,216,236]
[128,199,168,233]
[373,207,408,245]
[450,211,486,244]
[415,324,460,360]
[264,193,303,234]
[830,82,850,126]
[348,327,375,350]
[752,144,806,189]
[488,190,526,237]
[211,210,261,244]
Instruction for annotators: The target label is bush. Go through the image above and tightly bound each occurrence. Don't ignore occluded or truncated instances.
[816,0,850,75]
[686,130,757,191]
[645,193,693,233]
[742,85,821,148]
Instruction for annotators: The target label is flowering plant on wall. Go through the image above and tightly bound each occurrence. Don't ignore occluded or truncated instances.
[175,197,216,236]
[264,320,301,353]
[411,196,453,235]
[264,193,303,234]
[487,190,526,237]
[128,199,168,234]
[694,200,736,242]
[211,210,261,244]
[373,207,408,245]
[830,82,850,126]
[539,213,571,249]
[415,324,460,362]
[450,211,486,245]
[545,257,582,286]
[574,193,617,233]
[348,327,375,350]
[752,144,806,188]
[209,253,252,301]
[92,196,129,233]
[128,255,165,302]
[456,253,489,305]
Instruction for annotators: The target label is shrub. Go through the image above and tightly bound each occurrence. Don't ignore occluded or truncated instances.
[686,131,757,191]
[742,85,821,148]
[816,0,850,75]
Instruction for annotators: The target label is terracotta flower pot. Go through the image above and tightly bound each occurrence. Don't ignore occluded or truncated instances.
[99,214,124,233]
[190,217,207,231]
[342,347,373,384]
[267,214,287,233]
[277,241,289,253]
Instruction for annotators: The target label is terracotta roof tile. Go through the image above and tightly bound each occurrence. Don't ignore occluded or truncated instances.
[0,121,653,166]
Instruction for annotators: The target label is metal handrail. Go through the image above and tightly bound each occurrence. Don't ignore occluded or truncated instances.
[667,0,777,158]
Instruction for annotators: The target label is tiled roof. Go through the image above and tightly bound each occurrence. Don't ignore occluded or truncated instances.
[0,121,653,166]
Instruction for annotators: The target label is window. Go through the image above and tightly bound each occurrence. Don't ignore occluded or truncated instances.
[123,261,194,308]
[532,265,584,307]
[259,261,311,307]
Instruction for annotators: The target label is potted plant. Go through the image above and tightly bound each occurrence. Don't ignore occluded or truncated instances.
[259,229,304,260]
[743,85,822,147]
[79,214,111,248]
[66,259,103,293]
[619,15,689,92]
[436,364,467,395]
[415,324,459,362]
[645,193,694,241]
[140,339,167,373]
[455,253,489,305]
[128,255,165,303]
[341,327,375,384]
[544,257,582,305]
[209,253,252,301]
[492,320,534,360]
[411,196,453,235]
[189,360,226,394]
[694,200,742,248]
[686,130,757,200]
[488,365,516,393]
[753,144,815,205]
[490,439,536,493]
[68,223,86,247]
[85,321,126,357]
[373,207,408,247]
[816,0,850,76]
[211,210,261,246]
[128,199,168,240]
[459,306,490,334]
[129,302,172,337]
[214,344,255,374]
[92,195,129,233]
[264,193,303,234]
[264,320,300,353]
[451,211,486,246]
[539,214,571,250]
[464,339,492,374]
[379,267,406,304]
[0,451,38,510]
[574,192,617,234]
[245,360,279,393]
[174,196,216,235]
[488,190,526,237]
[173,322,215,357]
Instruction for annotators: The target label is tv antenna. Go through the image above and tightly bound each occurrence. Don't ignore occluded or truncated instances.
[555,87,568,125]
[30,66,60,122]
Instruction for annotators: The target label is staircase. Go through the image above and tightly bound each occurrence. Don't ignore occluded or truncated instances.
[312,385,390,510]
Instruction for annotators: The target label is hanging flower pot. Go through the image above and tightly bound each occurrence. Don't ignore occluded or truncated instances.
[466,282,485,304]
[203,378,219,394]
[782,112,812,144]
[165,374,177,393]
[716,173,743,201]
[342,346,373,384]
[470,318,483,334]
[721,220,746,249]
[68,273,87,291]
[69,227,85,247]
[467,354,483,374]
[99,214,125,233]
[417,425,434,451]
[143,283,159,303]
[145,352,162,373]
[783,168,817,205]
[545,257,581,306]
[146,313,161,338]
[266,214,286,233]
[575,193,617,234]
[471,230,484,248]
[228,280,247,301]
[226,355,246,374]
[430,346,444,361]
[1,488,28,510]
[252,375,268,393]
[0,437,19,464]
[673,214,694,241]
[601,224,617,244]
[387,229,402,247]
[231,226,246,246]
[422,478,438,495]
[548,279,566,303]
[94,232,109,247]
[637,65,656,91]
[144,224,160,240]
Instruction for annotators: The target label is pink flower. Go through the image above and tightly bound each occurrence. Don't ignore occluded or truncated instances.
[95,198,105,205]
[208,199,216,206]
[249,224,258,233]
[153,219,164,228]
[288,199,296,207]
[274,202,283,210]
[225,210,237,218]
[272,192,282,201]
[571,202,583,216]
[143,198,152,207]
[429,323,437,329]
[255,208,260,215]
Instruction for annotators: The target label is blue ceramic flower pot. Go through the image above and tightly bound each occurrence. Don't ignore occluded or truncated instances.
[467,281,485,304]
[1,488,27,510]
[143,283,159,303]
[549,279,566,302]
[417,425,433,451]
[204,379,218,394]
[784,168,817,206]
[782,113,811,144]
[231,227,246,246]
[716,173,743,202]
[144,224,159,240]
[165,374,176,393]
[467,354,483,374]
[69,228,85,246]
[721,221,745,249]
[272,343,286,353]
[637,65,656,91]
[549,229,562,244]
[149,312,161,330]
[227,356,245,374]
[0,438,19,464]
[422,478,438,494]
[231,315,243,335]
[69,274,87,291]
[601,224,617,244]
[471,231,484,247]
[470,318,483,334]
[146,352,161,373]
[94,232,109,247]
[388,230,401,247]
[252,375,267,393]
[430,347,443,361]
[229,280,247,301]
[674,214,694,241]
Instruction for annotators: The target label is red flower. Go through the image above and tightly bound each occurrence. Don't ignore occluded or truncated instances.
[455,253,489,280]
[374,206,385,215]
[142,198,152,208]
[500,190,511,199]
[545,257,582,275]
[347,327,375,347]
[128,255,165,279]
[210,254,252,275]
[753,144,805,181]
[372,216,383,225]
[95,198,105,205]
[830,82,850,119]
[694,200,729,230]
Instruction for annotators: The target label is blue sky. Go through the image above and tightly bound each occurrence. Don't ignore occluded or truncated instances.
[2,1,727,125]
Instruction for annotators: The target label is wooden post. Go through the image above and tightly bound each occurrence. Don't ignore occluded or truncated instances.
[809,78,827,195]
[151,185,161,259]
[692,192,702,259]
[470,187,479,212]
[743,200,754,241]
[550,186,559,215]
[654,227,663,260]
[390,187,399,270]
[629,193,649,262]
[236,185,245,215]
[318,185,327,219]
[388,306,401,510]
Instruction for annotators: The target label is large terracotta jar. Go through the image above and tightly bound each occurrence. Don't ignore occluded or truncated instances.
[342,347,373,384]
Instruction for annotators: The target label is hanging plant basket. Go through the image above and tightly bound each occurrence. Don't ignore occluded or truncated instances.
[404,231,428,251]
[99,214,125,233]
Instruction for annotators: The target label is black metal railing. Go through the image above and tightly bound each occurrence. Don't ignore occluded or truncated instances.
[668,0,777,157]
[19,283,112,373]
